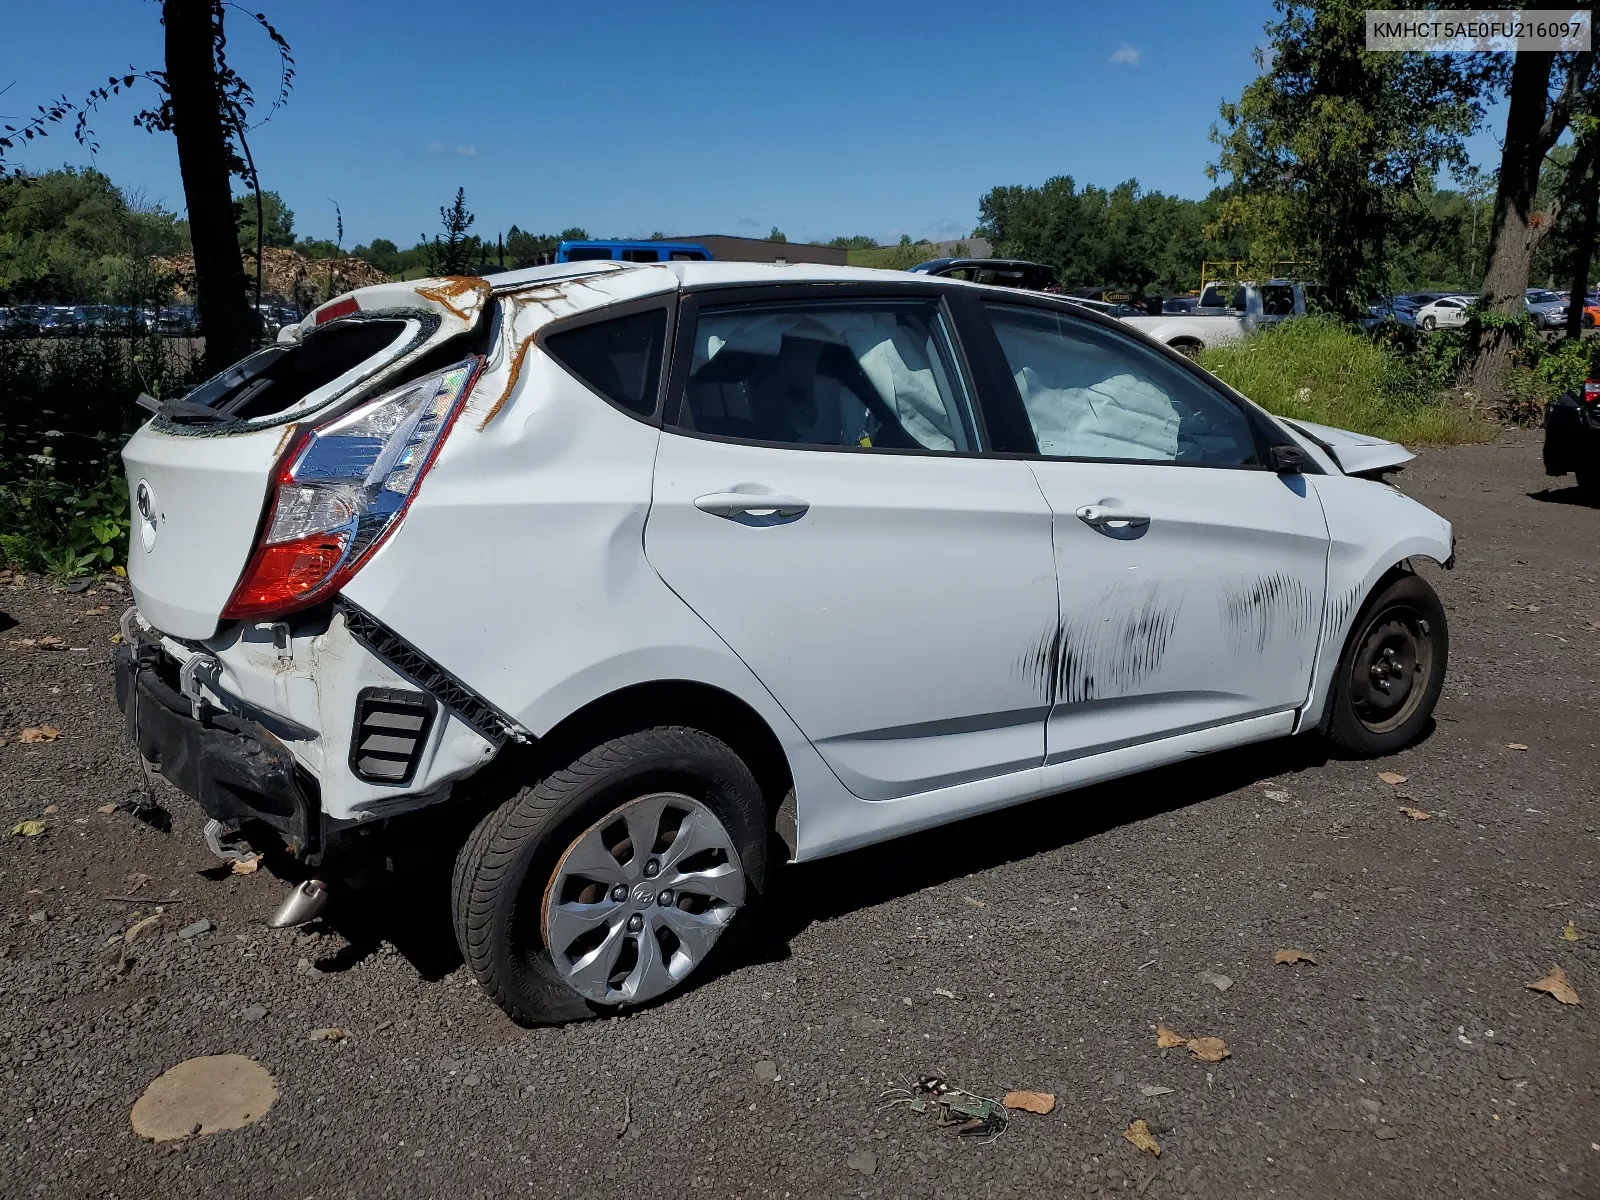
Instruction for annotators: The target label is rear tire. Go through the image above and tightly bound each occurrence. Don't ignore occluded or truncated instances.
[1421,315,1436,331]
[1326,573,1448,758]
[452,726,768,1025]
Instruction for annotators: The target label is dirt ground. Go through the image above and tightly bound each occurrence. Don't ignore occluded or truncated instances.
[1,429,1596,1199]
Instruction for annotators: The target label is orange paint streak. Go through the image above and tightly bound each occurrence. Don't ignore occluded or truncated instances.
[416,276,491,323]
[478,331,539,431]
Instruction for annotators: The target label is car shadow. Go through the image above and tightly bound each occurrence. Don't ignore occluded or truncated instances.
[1528,485,1599,508]
[731,733,1333,975]
[295,733,1336,991]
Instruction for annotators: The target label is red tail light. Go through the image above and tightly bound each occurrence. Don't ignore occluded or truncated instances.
[222,358,482,620]
[1583,377,1599,404]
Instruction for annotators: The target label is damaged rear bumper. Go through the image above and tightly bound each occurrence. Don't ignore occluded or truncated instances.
[115,641,321,854]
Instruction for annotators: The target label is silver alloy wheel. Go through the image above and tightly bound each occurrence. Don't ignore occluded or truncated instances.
[542,791,745,1005]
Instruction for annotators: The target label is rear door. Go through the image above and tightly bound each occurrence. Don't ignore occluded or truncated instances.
[644,286,1059,801]
[968,299,1329,763]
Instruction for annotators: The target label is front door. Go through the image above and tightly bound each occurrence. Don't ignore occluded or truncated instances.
[976,300,1330,762]
[645,290,1060,800]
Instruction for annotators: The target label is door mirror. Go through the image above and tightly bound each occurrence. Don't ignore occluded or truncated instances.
[1268,444,1307,474]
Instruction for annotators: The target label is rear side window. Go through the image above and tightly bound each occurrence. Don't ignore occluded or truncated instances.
[565,247,613,261]
[676,299,977,452]
[622,248,660,263]
[544,309,668,417]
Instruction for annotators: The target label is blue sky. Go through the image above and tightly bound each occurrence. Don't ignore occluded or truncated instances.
[2,1,1508,247]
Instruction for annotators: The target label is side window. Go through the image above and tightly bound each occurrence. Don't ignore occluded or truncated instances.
[544,309,668,417]
[669,251,707,261]
[676,300,977,452]
[622,248,660,263]
[984,303,1260,466]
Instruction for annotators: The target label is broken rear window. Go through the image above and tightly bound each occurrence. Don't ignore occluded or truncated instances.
[179,320,409,422]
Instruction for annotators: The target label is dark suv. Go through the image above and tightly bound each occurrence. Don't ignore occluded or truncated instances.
[1543,373,1600,501]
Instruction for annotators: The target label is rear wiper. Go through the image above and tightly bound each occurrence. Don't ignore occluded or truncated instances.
[136,392,230,425]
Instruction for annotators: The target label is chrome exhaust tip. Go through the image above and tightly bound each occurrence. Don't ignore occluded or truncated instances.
[267,879,329,928]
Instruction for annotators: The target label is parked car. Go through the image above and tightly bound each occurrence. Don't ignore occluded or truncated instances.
[908,258,1063,292]
[155,306,198,336]
[117,260,1453,1023]
[1413,295,1472,330]
[1525,289,1570,329]
[557,239,712,264]
[1117,280,1310,355]
[1543,370,1600,501]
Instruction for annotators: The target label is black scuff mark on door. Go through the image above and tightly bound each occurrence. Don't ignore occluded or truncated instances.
[1016,625,1063,700]
[1220,572,1316,655]
[1056,585,1180,705]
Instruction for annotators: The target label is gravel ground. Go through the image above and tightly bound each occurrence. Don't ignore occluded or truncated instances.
[1,430,1596,1199]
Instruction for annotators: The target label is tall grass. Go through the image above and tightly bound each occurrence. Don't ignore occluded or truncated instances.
[0,334,203,575]
[1198,317,1495,446]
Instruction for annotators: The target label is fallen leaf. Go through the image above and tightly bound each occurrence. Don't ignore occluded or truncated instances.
[1122,1118,1161,1156]
[1525,965,1580,1006]
[84,605,110,616]
[308,1027,350,1043]
[1274,949,1318,965]
[18,725,60,743]
[1378,771,1408,785]
[1002,1090,1056,1114]
[1400,807,1432,821]
[1561,921,1587,942]
[124,914,163,945]
[125,872,151,891]
[932,986,956,999]
[36,635,67,651]
[1187,1036,1231,1063]
[130,1055,276,1141]
[97,803,118,814]
[1264,788,1292,802]
[42,804,58,815]
[11,819,46,837]
[113,565,126,577]
[1139,1084,1175,1097]
[1156,1024,1186,1049]
[230,855,261,876]
[1506,743,1529,751]
[961,895,987,909]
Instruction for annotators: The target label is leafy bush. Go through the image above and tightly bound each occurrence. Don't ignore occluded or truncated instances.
[1199,317,1495,445]
[0,333,202,576]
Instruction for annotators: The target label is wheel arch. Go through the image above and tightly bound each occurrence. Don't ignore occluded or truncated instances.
[522,679,796,835]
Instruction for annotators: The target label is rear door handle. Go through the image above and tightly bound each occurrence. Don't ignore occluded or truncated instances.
[694,493,810,522]
[1075,504,1150,528]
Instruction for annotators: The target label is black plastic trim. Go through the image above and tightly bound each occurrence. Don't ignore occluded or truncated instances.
[349,686,437,785]
[335,598,527,747]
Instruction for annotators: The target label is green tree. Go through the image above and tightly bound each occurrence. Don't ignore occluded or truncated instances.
[428,187,476,274]
[0,2,296,368]
[1463,49,1595,396]
[1209,0,1490,315]
[768,226,787,243]
[0,168,185,303]
[234,188,294,250]
[351,237,402,275]
[827,235,879,250]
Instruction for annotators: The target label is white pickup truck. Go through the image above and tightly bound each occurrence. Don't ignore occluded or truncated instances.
[1116,280,1310,356]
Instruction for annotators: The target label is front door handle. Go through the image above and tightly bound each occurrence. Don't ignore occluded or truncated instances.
[1075,503,1150,528]
[694,492,810,522]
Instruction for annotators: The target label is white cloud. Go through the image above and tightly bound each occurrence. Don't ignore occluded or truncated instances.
[424,141,478,158]
[1110,42,1141,66]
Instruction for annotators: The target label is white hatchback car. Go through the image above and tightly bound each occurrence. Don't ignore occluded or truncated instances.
[118,261,1453,1023]
[1413,295,1473,331]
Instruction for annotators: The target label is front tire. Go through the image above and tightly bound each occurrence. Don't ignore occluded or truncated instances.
[1326,573,1448,757]
[1421,315,1436,331]
[452,727,769,1024]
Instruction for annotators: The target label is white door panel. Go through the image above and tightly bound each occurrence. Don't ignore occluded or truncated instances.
[1028,462,1328,760]
[646,434,1058,800]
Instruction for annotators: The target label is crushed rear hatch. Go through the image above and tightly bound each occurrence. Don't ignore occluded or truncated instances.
[122,278,496,639]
